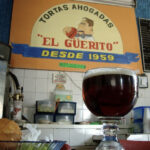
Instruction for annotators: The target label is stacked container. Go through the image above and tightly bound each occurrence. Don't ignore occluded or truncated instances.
[55,101,76,124]
[34,100,55,124]
[34,100,76,124]
[52,73,76,124]
[34,73,76,124]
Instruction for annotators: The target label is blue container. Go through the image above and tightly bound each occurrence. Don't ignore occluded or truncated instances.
[34,113,55,124]
[0,140,66,150]
[55,114,75,124]
[133,106,150,121]
[133,120,143,133]
[133,106,150,133]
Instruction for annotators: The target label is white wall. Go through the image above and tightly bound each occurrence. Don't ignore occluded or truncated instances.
[11,68,97,123]
[11,68,150,124]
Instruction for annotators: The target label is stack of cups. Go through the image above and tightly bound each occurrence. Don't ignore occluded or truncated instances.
[143,108,150,133]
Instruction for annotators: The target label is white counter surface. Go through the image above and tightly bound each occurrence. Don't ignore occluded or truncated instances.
[22,123,131,146]
[23,123,130,129]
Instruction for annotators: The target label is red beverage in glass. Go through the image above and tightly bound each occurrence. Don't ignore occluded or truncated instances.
[82,68,138,117]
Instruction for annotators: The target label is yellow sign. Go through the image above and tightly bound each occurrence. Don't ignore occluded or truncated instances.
[10,0,143,73]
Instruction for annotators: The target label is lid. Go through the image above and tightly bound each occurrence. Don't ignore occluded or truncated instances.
[134,106,150,110]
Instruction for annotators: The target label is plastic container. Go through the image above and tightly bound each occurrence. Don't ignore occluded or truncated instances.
[34,113,54,124]
[133,106,147,121]
[56,102,76,114]
[133,120,143,133]
[54,90,72,102]
[36,100,55,113]
[55,114,75,124]
[133,106,150,121]
[0,141,66,150]
[133,106,150,133]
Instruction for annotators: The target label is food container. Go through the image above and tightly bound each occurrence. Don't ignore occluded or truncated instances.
[34,113,54,124]
[55,114,75,124]
[36,99,55,113]
[54,90,72,102]
[56,102,76,114]
[0,140,66,150]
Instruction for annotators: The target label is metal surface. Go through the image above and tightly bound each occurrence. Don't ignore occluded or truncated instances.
[0,43,11,118]
[0,60,7,118]
[0,42,11,61]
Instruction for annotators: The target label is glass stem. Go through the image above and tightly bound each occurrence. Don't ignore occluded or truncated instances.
[96,123,125,150]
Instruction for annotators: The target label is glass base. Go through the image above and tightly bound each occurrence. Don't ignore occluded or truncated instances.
[98,116,121,124]
[98,117,121,124]
[95,122,125,150]
[96,141,125,150]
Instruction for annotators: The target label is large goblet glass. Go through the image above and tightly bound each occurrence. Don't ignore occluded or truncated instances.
[82,67,138,150]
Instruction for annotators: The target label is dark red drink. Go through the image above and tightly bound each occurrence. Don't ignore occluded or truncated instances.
[82,68,138,117]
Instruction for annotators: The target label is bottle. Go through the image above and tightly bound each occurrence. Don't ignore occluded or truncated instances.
[8,87,14,119]
[12,87,23,122]
[96,123,125,150]
[9,95,14,119]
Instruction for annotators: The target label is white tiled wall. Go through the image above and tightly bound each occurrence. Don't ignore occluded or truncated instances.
[11,68,95,123]
[11,68,150,124]
[70,129,85,146]
[22,126,100,146]
[53,128,70,144]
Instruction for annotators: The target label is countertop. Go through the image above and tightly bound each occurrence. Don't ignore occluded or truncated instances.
[23,123,131,129]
